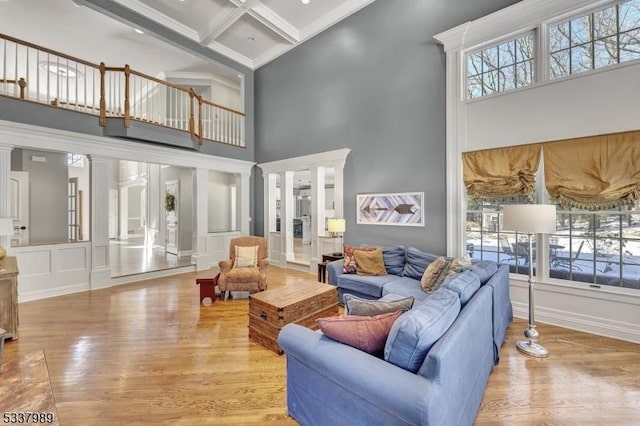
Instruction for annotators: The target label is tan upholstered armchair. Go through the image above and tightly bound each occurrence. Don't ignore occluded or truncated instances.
[218,236,268,299]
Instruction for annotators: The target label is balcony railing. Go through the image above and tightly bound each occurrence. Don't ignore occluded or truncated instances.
[0,33,245,147]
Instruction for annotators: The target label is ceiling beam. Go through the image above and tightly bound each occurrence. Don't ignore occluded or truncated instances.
[199,0,261,45]
[247,3,300,44]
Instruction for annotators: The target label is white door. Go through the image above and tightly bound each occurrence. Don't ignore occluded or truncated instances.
[165,180,179,255]
[10,171,29,246]
[109,189,118,239]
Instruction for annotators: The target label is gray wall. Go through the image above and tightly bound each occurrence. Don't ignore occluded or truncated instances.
[254,0,520,253]
[11,148,68,244]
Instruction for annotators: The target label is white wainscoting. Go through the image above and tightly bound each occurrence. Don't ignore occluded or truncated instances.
[269,232,282,266]
[205,231,243,266]
[510,277,640,344]
[13,242,91,302]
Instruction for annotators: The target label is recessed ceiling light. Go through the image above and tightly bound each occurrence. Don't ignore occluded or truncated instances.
[301,0,311,4]
[134,28,144,34]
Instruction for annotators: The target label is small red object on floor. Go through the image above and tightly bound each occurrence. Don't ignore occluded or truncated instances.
[196,267,220,305]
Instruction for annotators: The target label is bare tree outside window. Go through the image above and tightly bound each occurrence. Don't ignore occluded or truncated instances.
[466,32,535,99]
[549,0,640,79]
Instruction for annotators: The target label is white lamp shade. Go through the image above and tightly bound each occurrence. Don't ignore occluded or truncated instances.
[0,218,13,236]
[502,204,556,234]
[327,218,345,233]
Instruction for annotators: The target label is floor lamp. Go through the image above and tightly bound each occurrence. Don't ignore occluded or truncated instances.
[502,204,556,358]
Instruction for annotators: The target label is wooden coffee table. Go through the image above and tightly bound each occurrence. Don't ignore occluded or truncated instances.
[248,280,339,355]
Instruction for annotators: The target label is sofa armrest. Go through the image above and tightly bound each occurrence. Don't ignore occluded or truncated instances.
[218,259,233,273]
[484,264,513,363]
[326,259,343,285]
[278,324,445,426]
[258,258,269,272]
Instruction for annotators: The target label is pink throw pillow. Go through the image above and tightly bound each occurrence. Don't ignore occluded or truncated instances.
[316,311,403,354]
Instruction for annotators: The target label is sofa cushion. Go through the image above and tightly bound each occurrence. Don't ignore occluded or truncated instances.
[384,287,461,373]
[382,245,406,276]
[442,270,481,306]
[343,245,376,274]
[317,311,403,354]
[467,261,499,285]
[420,256,452,293]
[338,274,399,299]
[355,248,387,276]
[402,247,439,280]
[344,294,414,316]
[381,277,430,302]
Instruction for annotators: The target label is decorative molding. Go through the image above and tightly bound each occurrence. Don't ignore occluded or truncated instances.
[109,265,196,287]
[247,3,299,44]
[205,41,255,69]
[258,148,350,174]
[111,0,200,41]
[199,0,261,45]
[0,120,255,174]
[19,282,90,303]
[434,0,608,52]
[161,71,241,92]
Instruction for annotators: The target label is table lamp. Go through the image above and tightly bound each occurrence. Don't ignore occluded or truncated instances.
[327,218,345,256]
[502,204,556,358]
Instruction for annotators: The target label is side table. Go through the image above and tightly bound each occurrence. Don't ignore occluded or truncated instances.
[317,253,344,283]
[196,266,221,305]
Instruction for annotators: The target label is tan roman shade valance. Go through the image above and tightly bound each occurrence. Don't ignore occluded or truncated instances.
[544,130,640,210]
[463,144,542,201]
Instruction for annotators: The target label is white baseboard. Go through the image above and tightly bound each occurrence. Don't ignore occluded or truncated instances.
[110,265,196,287]
[513,302,640,344]
[19,282,90,303]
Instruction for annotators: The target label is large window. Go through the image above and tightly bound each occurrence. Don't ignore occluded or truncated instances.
[549,0,640,79]
[466,197,532,276]
[466,32,536,99]
[549,205,640,290]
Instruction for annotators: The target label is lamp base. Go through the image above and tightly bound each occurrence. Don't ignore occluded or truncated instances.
[516,340,549,358]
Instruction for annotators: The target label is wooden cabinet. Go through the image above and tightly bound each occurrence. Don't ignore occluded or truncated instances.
[0,257,19,340]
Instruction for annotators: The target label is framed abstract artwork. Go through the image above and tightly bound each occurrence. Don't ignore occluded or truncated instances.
[356,192,424,226]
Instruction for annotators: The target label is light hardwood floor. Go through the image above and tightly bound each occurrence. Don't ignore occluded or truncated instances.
[2,266,639,425]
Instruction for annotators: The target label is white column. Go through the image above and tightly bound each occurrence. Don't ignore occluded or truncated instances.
[0,145,13,252]
[240,171,251,235]
[191,168,213,270]
[309,166,325,273]
[89,155,111,289]
[331,159,346,219]
[283,171,294,263]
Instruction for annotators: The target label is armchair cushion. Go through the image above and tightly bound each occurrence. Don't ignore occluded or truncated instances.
[235,245,258,268]
[225,266,261,282]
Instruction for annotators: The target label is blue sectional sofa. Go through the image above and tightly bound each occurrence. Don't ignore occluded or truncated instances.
[278,246,513,426]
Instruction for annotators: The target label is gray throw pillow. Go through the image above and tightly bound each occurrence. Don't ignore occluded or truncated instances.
[344,294,415,316]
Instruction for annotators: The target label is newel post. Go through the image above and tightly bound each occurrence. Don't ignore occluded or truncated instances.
[189,88,196,141]
[124,64,131,128]
[198,95,203,145]
[18,78,26,99]
[99,62,106,127]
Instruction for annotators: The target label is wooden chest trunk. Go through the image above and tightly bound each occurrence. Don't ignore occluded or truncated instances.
[248,280,339,355]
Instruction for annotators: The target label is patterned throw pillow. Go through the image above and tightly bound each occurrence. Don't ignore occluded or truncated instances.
[316,311,403,354]
[343,245,376,274]
[420,256,453,293]
[446,256,473,277]
[234,245,258,268]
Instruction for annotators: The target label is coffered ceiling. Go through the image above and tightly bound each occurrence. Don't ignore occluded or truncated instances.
[110,0,377,69]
